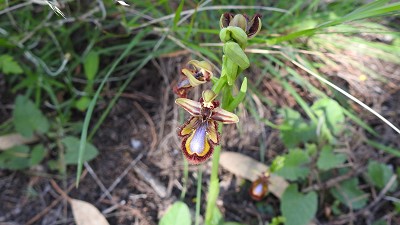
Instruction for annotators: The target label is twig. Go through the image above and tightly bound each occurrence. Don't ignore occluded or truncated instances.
[303,167,364,192]
[25,170,87,225]
[84,162,113,200]
[97,153,144,202]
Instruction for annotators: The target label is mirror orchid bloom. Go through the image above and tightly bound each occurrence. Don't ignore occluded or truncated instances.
[174,60,213,98]
[249,173,270,201]
[175,90,239,164]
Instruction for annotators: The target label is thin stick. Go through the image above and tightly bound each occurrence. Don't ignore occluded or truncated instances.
[84,162,113,200]
[25,170,87,225]
[97,153,144,202]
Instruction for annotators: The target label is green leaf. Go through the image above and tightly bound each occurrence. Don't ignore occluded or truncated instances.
[226,77,247,111]
[159,201,191,225]
[281,184,317,225]
[173,0,185,29]
[75,96,91,111]
[279,108,317,148]
[13,95,50,138]
[0,55,23,74]
[330,178,368,210]
[62,136,98,165]
[270,155,285,173]
[0,145,30,170]
[312,98,345,136]
[84,51,99,81]
[317,145,347,171]
[275,149,310,181]
[30,144,46,166]
[367,160,398,191]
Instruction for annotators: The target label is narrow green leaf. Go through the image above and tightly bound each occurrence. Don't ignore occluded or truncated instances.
[227,77,247,111]
[173,0,185,29]
[281,184,317,225]
[365,140,400,157]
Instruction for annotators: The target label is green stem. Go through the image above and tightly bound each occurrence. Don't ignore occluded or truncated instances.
[195,165,203,225]
[204,124,223,224]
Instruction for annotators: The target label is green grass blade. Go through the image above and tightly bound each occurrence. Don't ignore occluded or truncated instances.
[365,140,400,157]
[173,0,185,29]
[76,30,149,186]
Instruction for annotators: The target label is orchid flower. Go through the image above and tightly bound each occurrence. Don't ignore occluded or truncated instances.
[174,60,213,98]
[175,90,239,164]
[249,173,270,201]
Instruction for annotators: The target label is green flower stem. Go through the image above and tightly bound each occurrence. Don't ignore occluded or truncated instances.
[195,164,203,225]
[204,124,223,224]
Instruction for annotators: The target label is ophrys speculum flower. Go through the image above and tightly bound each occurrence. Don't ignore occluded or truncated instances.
[174,60,213,98]
[176,90,239,164]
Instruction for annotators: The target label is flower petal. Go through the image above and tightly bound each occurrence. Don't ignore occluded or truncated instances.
[211,107,239,124]
[220,12,233,29]
[181,121,214,164]
[182,68,206,87]
[175,98,202,116]
[178,117,200,137]
[247,14,262,39]
[188,60,213,74]
[206,120,219,145]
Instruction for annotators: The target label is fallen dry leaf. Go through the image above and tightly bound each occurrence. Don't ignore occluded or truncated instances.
[70,199,110,225]
[0,133,39,151]
[219,151,289,198]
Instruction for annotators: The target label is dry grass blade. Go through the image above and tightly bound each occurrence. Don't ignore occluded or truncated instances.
[220,151,288,198]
